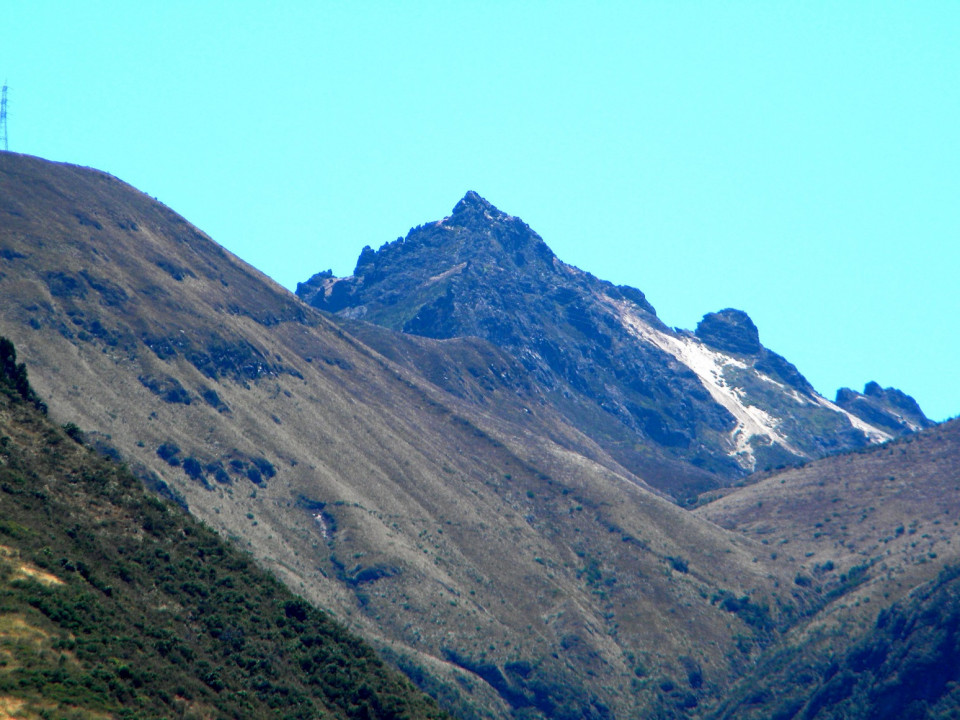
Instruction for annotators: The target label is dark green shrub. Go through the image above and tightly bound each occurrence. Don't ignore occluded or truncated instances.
[63,423,84,442]
[156,443,181,465]
[182,457,203,480]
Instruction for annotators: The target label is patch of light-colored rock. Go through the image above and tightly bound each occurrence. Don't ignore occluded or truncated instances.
[610,298,893,468]
[813,395,893,444]
[612,300,800,469]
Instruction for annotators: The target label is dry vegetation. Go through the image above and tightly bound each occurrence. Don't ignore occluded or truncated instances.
[697,420,960,625]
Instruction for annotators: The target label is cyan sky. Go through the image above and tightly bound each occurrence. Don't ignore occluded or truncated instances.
[3,2,958,420]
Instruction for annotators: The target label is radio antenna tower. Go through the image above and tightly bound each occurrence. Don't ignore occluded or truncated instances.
[0,83,8,152]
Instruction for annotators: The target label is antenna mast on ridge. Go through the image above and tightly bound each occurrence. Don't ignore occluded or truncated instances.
[0,83,8,152]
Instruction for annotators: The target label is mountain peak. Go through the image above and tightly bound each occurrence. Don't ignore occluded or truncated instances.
[449,190,509,224]
[836,381,933,434]
[454,189,494,209]
[695,308,762,356]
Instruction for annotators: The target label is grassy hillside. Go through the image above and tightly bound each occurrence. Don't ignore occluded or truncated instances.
[697,419,960,718]
[697,418,960,623]
[0,336,447,720]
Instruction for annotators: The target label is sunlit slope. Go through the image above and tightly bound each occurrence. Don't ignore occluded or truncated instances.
[697,419,960,617]
[0,153,800,719]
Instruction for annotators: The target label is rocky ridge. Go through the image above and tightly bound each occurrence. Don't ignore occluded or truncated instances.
[298,192,929,500]
[836,381,934,435]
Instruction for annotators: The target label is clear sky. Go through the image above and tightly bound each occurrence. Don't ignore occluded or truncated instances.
[3,2,958,420]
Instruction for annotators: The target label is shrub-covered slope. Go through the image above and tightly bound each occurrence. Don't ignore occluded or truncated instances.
[0,339,443,719]
[0,337,448,719]
[709,564,960,720]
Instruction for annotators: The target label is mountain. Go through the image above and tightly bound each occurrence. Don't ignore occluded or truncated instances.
[0,153,809,719]
[296,192,928,501]
[0,336,447,720]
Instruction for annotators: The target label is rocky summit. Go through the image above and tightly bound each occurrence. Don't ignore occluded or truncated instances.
[298,192,930,501]
[836,381,934,435]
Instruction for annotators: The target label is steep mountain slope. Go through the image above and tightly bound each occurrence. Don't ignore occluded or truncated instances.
[0,153,805,719]
[696,418,960,718]
[0,337,447,720]
[296,192,923,501]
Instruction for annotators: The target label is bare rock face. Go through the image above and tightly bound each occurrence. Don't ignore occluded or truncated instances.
[836,381,934,435]
[695,308,763,356]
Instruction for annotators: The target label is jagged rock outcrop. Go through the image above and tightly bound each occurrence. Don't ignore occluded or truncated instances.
[696,309,815,394]
[298,192,913,499]
[836,381,933,436]
[696,308,763,356]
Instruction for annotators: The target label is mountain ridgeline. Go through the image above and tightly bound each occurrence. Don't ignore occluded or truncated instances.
[1,153,956,720]
[297,192,929,501]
